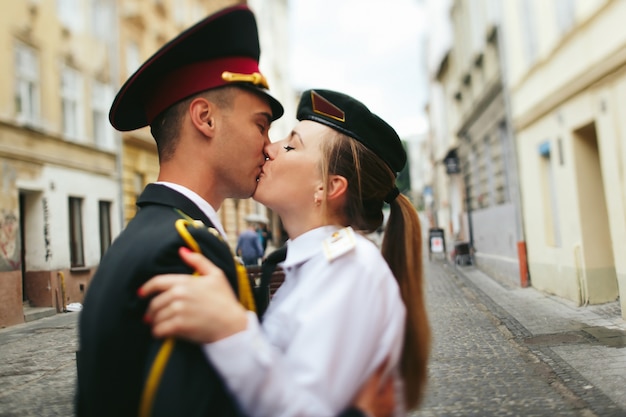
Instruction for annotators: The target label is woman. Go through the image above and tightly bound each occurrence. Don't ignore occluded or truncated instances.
[141,89,430,416]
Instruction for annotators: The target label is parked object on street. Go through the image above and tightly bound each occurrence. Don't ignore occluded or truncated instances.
[65,303,83,312]
[428,228,446,260]
[452,241,472,266]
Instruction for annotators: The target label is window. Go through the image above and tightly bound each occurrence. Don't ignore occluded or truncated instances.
[14,42,40,125]
[134,172,145,198]
[61,67,84,141]
[555,0,575,34]
[174,1,187,26]
[484,135,495,207]
[539,142,561,247]
[520,0,538,64]
[131,172,145,217]
[465,148,477,211]
[90,0,111,39]
[467,1,482,54]
[69,197,85,267]
[498,121,512,203]
[57,0,82,32]
[126,41,140,78]
[92,80,114,149]
[99,200,112,257]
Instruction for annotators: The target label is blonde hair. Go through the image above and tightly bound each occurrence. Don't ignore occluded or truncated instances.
[320,131,431,409]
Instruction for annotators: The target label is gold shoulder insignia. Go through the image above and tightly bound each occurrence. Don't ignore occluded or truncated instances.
[140,211,257,417]
[322,227,356,262]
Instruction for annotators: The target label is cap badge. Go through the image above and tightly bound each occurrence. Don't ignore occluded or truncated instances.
[222,71,269,89]
[311,90,345,122]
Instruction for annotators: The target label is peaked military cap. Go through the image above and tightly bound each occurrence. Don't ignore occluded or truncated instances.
[296,89,406,174]
[109,5,284,131]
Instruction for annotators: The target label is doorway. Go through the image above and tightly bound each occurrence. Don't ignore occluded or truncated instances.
[572,122,618,304]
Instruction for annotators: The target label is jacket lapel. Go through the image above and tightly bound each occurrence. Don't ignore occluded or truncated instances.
[136,183,213,226]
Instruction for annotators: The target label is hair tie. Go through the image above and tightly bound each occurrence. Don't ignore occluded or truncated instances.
[384,187,400,203]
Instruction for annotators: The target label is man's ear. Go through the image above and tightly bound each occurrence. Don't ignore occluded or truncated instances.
[326,175,348,201]
[189,97,216,138]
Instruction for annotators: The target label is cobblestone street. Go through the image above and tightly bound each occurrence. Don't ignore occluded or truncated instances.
[0,312,78,417]
[416,261,594,416]
[0,258,624,416]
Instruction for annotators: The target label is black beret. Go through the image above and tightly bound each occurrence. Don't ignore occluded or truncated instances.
[296,89,406,174]
[109,5,284,131]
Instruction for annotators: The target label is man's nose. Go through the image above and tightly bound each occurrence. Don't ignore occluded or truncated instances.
[264,141,279,160]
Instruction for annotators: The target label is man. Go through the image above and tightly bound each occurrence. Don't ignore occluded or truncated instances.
[77,6,283,417]
[236,223,264,266]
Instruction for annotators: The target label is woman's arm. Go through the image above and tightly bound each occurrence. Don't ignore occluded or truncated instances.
[140,249,404,417]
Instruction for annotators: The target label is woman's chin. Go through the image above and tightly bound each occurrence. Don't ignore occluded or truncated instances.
[252,188,266,204]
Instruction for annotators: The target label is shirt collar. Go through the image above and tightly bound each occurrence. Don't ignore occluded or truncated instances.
[282,225,342,269]
[155,181,227,240]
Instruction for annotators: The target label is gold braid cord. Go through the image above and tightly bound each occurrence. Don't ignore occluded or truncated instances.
[139,214,256,417]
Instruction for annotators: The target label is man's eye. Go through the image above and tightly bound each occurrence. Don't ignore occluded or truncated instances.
[283,145,295,152]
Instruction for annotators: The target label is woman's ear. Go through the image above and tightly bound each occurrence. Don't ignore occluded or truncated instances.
[326,175,348,201]
[189,97,216,138]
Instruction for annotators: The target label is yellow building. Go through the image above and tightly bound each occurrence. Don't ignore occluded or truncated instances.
[427,0,526,285]
[0,0,121,326]
[503,0,626,318]
[0,0,290,328]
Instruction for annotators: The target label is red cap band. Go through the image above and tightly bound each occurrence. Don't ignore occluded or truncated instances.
[145,56,261,123]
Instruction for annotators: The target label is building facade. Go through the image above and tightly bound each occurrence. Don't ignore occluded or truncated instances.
[502,0,626,318]
[427,0,526,285]
[0,0,121,326]
[428,0,625,320]
[0,0,291,327]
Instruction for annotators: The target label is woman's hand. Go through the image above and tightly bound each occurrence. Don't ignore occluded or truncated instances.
[138,247,248,343]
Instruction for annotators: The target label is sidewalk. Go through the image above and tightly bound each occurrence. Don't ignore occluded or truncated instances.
[450,262,626,415]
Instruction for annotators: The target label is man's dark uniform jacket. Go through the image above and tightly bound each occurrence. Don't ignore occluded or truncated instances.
[77,184,243,417]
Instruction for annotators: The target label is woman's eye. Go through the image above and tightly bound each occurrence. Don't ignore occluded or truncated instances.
[283,145,295,152]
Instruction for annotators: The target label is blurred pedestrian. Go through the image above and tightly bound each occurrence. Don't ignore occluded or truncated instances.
[236,223,264,266]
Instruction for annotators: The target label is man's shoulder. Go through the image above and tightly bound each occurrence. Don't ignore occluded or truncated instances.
[241,229,256,238]
[106,207,225,266]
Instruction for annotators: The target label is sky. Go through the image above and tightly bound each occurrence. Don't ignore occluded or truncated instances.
[287,0,429,139]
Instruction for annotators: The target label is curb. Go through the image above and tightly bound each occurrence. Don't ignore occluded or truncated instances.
[23,307,57,323]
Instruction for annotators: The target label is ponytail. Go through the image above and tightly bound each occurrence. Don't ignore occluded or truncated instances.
[381,193,431,410]
[322,132,431,408]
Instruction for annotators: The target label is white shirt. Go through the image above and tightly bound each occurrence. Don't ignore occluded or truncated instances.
[204,226,406,417]
[155,181,227,239]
